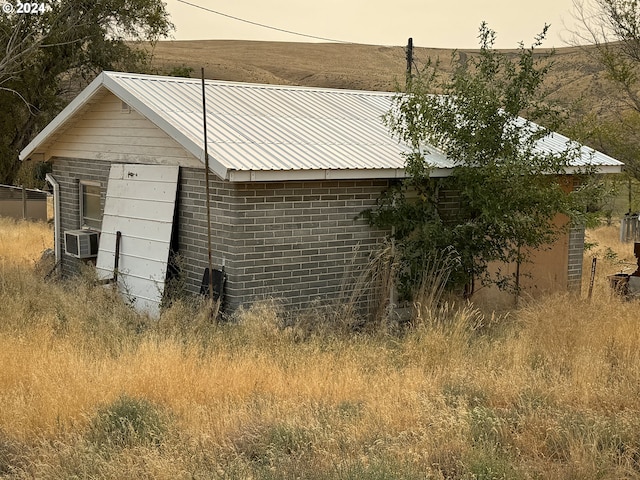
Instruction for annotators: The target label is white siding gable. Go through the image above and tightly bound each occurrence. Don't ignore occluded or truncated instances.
[48,92,203,168]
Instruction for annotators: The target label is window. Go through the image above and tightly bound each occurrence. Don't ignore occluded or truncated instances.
[79,181,102,230]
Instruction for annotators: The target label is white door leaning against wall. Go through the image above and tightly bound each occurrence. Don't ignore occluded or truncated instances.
[96,164,179,317]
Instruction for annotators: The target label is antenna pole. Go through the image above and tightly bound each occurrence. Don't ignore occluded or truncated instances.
[201,67,215,301]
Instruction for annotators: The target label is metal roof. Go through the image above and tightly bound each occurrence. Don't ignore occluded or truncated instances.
[20,71,624,181]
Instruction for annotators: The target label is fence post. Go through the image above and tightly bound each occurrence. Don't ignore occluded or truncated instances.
[21,185,26,220]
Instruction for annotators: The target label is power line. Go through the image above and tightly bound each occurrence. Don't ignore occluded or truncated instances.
[176,0,354,44]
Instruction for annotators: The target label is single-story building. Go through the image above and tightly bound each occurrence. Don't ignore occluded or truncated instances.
[19,71,623,316]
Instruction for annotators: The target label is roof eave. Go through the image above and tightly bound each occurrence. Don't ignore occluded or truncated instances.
[564,165,624,175]
[225,167,454,182]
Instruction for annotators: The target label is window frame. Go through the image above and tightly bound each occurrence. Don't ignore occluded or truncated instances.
[79,180,102,231]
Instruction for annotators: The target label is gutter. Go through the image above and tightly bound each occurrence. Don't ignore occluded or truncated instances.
[45,173,61,267]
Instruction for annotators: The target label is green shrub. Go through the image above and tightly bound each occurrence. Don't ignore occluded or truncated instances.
[87,394,167,449]
[232,422,314,466]
[465,447,522,480]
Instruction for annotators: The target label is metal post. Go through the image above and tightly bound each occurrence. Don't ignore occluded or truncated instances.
[114,230,122,283]
[201,67,215,301]
[588,257,596,300]
[21,185,26,220]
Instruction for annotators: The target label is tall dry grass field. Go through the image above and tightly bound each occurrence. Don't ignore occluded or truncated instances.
[0,217,52,267]
[1,218,640,479]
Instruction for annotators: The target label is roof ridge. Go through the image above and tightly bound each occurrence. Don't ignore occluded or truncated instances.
[103,70,396,96]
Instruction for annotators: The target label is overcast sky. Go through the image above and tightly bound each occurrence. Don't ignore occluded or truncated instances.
[164,0,582,49]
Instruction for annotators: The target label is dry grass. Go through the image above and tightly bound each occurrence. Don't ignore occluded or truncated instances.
[0,217,52,267]
[2,218,640,478]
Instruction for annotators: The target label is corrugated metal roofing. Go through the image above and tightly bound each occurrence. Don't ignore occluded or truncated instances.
[20,71,623,181]
[108,72,426,175]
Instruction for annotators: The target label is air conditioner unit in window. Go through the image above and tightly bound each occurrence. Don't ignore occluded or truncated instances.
[64,229,100,259]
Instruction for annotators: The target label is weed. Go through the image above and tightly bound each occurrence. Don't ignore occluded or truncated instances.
[584,240,599,251]
[330,458,428,480]
[87,394,168,450]
[442,382,488,409]
[604,247,619,263]
[464,447,522,480]
[231,421,315,467]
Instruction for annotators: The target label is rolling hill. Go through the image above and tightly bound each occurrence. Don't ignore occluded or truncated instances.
[149,40,616,117]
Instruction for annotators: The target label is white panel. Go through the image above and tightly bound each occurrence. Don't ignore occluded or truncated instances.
[104,180,179,202]
[98,220,173,246]
[108,163,183,182]
[96,164,179,317]
[103,197,177,221]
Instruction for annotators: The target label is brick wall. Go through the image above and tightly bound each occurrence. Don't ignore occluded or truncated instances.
[174,168,238,305]
[52,160,390,313]
[227,179,389,311]
[51,158,583,312]
[177,171,390,312]
[52,158,110,275]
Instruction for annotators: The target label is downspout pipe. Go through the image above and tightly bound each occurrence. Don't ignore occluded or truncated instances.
[45,173,61,267]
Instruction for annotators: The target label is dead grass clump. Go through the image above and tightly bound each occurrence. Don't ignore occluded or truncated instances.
[515,293,640,408]
[0,430,27,477]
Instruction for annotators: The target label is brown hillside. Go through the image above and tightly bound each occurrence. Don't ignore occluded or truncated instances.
[150,40,612,116]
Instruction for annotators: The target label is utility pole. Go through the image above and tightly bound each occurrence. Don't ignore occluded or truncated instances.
[406,37,413,87]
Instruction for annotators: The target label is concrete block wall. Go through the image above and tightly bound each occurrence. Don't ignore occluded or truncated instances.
[567,224,585,291]
[52,161,391,314]
[51,158,584,312]
[178,175,390,311]
[436,185,463,224]
[175,168,238,303]
[52,157,110,275]
[226,179,390,311]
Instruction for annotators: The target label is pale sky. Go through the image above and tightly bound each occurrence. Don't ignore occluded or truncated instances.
[164,0,581,49]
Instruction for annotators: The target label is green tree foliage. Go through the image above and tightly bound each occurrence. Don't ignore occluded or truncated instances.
[568,111,640,215]
[0,0,174,184]
[364,24,594,300]
[573,0,640,112]
[571,0,640,184]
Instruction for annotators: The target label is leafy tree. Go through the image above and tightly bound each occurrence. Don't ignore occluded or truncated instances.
[567,110,640,215]
[364,24,594,300]
[0,0,174,184]
[572,0,640,112]
[570,0,640,183]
